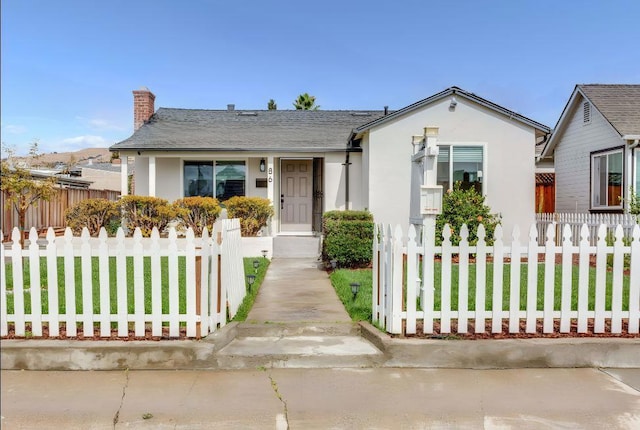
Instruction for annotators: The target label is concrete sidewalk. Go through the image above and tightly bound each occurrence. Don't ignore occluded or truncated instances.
[2,368,639,429]
[1,258,639,370]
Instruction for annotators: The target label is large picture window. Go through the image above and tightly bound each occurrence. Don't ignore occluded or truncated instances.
[591,149,623,209]
[184,161,213,197]
[215,160,246,201]
[437,145,484,193]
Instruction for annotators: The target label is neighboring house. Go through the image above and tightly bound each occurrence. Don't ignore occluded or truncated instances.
[540,84,640,213]
[75,161,130,191]
[111,86,550,236]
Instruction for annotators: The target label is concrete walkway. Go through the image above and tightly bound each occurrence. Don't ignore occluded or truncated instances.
[216,258,382,368]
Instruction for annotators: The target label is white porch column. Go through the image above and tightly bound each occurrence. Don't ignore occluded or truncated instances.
[148,155,156,197]
[120,157,129,196]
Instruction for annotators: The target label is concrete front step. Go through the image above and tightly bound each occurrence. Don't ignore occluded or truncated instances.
[272,235,321,258]
[236,322,359,337]
[213,321,384,369]
[215,335,384,369]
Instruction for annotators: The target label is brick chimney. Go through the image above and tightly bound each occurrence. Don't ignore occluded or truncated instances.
[133,87,156,131]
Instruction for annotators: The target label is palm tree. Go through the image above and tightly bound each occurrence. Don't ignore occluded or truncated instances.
[293,93,320,110]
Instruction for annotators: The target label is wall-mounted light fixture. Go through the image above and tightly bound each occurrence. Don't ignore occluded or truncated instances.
[260,158,266,172]
[449,96,457,110]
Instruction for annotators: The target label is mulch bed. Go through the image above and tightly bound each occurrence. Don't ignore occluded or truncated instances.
[394,319,639,340]
[2,324,191,341]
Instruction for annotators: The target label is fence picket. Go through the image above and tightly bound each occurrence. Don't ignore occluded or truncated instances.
[390,225,404,334]
[526,225,538,333]
[611,225,624,333]
[63,228,77,337]
[475,225,487,334]
[543,225,556,333]
[150,228,162,337]
[422,221,436,334]
[594,225,607,333]
[440,224,452,333]
[560,225,573,333]
[80,228,94,336]
[45,227,60,337]
[628,225,640,334]
[372,225,380,325]
[28,228,43,337]
[0,230,6,337]
[491,226,504,333]
[458,225,469,334]
[405,225,418,334]
[199,228,210,336]
[577,225,590,333]
[115,228,128,337]
[132,228,145,337]
[509,226,522,333]
[384,225,393,331]
[168,228,179,336]
[11,228,25,336]
[185,228,196,337]
[98,228,110,337]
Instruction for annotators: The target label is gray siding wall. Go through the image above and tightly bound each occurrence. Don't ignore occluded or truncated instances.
[554,95,623,212]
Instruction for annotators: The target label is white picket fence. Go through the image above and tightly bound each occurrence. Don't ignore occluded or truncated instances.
[536,212,638,246]
[373,222,640,335]
[0,218,246,339]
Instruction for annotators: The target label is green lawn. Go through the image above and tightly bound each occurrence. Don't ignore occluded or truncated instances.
[331,262,631,321]
[3,256,269,320]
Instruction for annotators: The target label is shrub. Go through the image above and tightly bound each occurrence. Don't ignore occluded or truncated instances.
[224,196,274,236]
[65,198,120,236]
[119,195,181,237]
[435,181,501,245]
[323,210,374,268]
[173,196,222,236]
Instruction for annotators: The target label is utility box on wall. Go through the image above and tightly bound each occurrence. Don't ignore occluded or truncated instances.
[420,185,443,215]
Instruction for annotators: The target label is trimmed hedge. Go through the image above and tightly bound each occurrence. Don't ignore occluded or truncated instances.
[65,198,120,236]
[119,195,181,237]
[224,196,274,237]
[323,210,374,268]
[173,196,221,236]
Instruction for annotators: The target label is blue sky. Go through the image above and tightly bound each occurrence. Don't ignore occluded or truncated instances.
[1,0,639,155]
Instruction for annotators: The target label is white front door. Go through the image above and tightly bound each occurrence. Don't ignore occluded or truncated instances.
[280,159,312,232]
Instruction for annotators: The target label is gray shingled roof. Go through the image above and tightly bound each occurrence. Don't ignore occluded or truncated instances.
[111,108,386,152]
[579,84,640,136]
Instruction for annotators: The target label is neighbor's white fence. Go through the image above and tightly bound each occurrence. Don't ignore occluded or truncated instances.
[536,213,638,246]
[373,223,640,335]
[0,218,246,339]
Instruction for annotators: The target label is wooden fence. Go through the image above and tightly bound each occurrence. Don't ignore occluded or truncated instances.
[0,218,246,339]
[1,188,120,239]
[373,222,639,336]
[536,213,638,246]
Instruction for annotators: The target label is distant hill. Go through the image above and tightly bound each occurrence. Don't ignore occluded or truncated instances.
[8,148,113,167]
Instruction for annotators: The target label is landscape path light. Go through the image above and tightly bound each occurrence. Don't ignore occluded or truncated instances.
[246,274,256,291]
[330,259,337,270]
[253,259,260,273]
[350,282,360,300]
[261,249,268,258]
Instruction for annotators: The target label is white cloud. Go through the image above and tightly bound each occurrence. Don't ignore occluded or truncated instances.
[2,124,27,134]
[60,135,109,151]
[76,116,125,131]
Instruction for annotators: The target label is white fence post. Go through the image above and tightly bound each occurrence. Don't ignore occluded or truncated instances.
[491,225,504,334]
[440,224,452,334]
[28,227,43,337]
[389,225,404,334]
[611,225,625,334]
[150,227,162,337]
[475,225,487,334]
[372,224,380,326]
[509,225,521,334]
[98,228,111,337]
[458,225,469,334]
[405,225,418,334]
[629,225,640,334]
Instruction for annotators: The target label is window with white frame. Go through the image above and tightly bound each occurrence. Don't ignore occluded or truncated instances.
[591,148,623,209]
[184,160,246,200]
[437,145,484,193]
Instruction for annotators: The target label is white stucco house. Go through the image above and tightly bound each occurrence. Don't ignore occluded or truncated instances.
[110,86,550,238]
[539,84,640,213]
